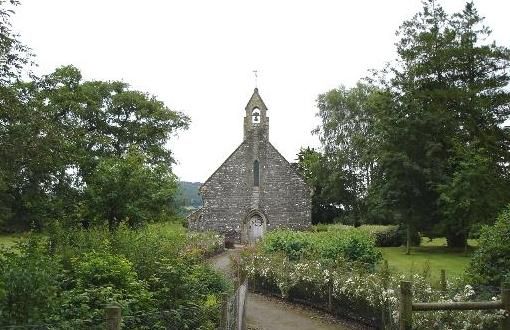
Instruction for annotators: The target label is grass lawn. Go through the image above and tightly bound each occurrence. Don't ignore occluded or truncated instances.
[379,237,477,282]
[0,233,25,249]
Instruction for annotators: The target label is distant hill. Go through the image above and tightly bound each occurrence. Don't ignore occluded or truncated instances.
[176,182,203,213]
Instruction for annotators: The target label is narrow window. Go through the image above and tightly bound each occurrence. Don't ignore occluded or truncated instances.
[253,160,259,186]
[252,108,260,123]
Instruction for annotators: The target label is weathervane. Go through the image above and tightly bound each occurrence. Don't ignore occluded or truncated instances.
[252,70,258,88]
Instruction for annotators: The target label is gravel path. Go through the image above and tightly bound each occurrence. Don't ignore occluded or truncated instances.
[209,248,368,330]
[246,292,359,330]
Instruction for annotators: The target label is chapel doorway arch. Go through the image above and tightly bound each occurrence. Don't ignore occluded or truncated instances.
[242,209,267,244]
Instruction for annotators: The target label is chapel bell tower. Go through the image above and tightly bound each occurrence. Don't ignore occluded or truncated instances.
[244,88,269,140]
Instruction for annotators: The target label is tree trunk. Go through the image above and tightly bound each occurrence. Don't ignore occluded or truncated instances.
[446,232,466,248]
[406,225,411,255]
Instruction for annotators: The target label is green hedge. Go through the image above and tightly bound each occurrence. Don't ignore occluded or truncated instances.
[262,228,382,266]
[312,224,421,247]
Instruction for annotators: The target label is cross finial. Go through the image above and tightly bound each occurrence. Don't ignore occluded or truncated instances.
[252,70,258,88]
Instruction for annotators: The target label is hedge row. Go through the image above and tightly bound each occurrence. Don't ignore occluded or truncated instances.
[313,224,421,247]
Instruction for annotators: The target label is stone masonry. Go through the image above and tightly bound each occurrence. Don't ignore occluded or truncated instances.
[188,88,311,243]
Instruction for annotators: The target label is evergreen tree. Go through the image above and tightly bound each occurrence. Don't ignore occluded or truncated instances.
[438,2,510,246]
[376,0,510,248]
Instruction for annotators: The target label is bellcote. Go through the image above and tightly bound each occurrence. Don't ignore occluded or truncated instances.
[244,88,269,140]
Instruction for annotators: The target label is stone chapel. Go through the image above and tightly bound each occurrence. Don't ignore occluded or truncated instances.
[188,88,311,243]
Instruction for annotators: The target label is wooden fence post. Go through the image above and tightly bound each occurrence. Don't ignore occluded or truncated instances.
[105,305,121,330]
[440,269,446,292]
[502,281,510,330]
[399,281,412,330]
[328,280,333,312]
[241,280,248,330]
[381,260,389,329]
[219,292,229,329]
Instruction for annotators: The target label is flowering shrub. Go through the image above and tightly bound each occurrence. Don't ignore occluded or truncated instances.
[241,248,505,329]
[185,231,224,258]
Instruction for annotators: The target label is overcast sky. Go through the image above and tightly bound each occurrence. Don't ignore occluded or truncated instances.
[12,0,510,182]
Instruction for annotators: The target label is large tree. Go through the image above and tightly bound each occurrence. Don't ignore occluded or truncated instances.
[384,0,510,247]
[0,0,33,227]
[1,65,189,230]
[85,149,178,229]
[0,0,32,84]
[0,1,189,231]
[436,2,510,246]
[296,147,347,224]
[313,83,389,224]
[312,0,510,249]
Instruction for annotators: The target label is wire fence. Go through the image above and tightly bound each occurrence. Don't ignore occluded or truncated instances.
[0,305,218,330]
[220,279,248,330]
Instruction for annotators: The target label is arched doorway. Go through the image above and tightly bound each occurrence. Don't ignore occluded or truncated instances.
[242,210,267,244]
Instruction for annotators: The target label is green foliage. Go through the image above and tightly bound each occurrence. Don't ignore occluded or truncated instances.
[109,223,187,280]
[359,224,420,247]
[0,239,62,325]
[84,150,178,228]
[185,231,225,259]
[262,229,382,265]
[468,205,510,286]
[326,230,382,265]
[0,0,33,85]
[71,252,138,289]
[306,83,390,224]
[296,148,343,224]
[374,0,510,247]
[313,224,420,247]
[0,0,27,223]
[60,252,154,327]
[0,63,189,232]
[0,224,228,328]
[262,230,311,260]
[437,145,509,247]
[308,1,510,248]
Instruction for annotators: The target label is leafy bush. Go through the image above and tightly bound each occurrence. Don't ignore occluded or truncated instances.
[0,223,228,329]
[262,230,311,260]
[357,225,402,247]
[262,229,381,265]
[84,149,178,229]
[110,223,187,280]
[0,240,62,325]
[468,205,510,286]
[312,224,421,247]
[71,252,140,289]
[147,257,229,329]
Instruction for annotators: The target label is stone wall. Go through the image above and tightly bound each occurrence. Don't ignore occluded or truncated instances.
[190,141,253,241]
[261,142,311,231]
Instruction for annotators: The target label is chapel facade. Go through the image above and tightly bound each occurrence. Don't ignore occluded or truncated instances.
[188,88,311,243]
